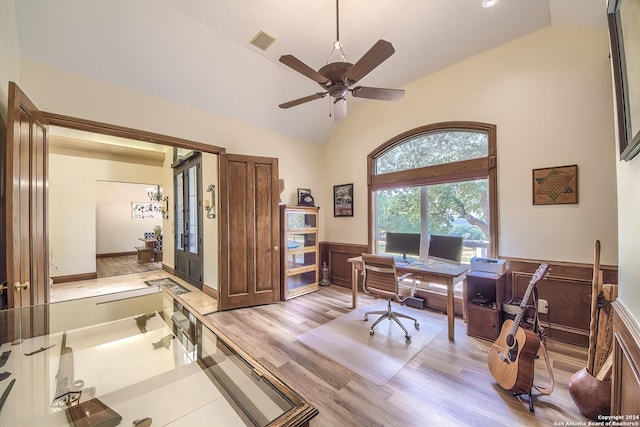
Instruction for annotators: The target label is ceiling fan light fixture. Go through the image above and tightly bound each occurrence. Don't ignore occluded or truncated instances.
[482,0,500,7]
[333,97,347,122]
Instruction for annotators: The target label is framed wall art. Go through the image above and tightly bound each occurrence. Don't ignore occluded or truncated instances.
[608,0,640,161]
[333,183,353,217]
[132,202,162,219]
[532,165,578,205]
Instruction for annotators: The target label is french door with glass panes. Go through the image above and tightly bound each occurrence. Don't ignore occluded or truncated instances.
[174,154,203,289]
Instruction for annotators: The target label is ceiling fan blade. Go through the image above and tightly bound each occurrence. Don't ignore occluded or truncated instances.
[333,98,347,122]
[345,40,395,84]
[279,55,331,85]
[351,86,405,101]
[279,92,327,109]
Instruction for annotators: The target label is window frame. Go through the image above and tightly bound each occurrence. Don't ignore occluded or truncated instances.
[367,121,498,258]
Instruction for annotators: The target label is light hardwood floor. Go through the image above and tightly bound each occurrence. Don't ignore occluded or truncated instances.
[207,285,589,427]
[96,254,162,278]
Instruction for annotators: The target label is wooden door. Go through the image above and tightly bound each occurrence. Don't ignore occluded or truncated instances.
[5,82,49,308]
[218,154,280,310]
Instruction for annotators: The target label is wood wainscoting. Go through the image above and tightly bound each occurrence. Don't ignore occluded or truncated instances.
[611,301,640,416]
[320,242,368,289]
[504,257,618,347]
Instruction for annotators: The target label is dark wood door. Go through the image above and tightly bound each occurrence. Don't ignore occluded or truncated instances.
[218,154,280,310]
[173,154,203,289]
[5,82,49,308]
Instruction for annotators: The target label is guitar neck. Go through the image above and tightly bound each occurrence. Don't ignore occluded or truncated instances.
[510,263,549,335]
[511,286,533,334]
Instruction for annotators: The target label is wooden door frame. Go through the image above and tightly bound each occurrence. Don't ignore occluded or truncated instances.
[43,112,226,155]
[41,112,225,295]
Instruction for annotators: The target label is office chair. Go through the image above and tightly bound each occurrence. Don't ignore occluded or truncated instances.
[361,253,420,343]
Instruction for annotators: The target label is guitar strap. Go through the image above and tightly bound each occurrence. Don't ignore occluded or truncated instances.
[533,338,555,395]
[532,286,554,395]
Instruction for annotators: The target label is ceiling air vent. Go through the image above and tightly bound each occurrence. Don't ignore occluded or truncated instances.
[250,30,276,51]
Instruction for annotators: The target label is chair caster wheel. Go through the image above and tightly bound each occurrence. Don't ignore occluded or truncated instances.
[364,315,368,321]
[369,329,374,336]
[414,322,420,330]
[405,335,411,343]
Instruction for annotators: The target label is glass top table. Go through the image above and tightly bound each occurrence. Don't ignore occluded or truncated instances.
[0,287,317,427]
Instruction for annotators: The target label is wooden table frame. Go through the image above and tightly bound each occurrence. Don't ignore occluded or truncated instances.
[348,256,467,341]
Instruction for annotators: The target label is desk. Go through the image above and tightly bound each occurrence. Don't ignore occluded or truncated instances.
[348,256,468,341]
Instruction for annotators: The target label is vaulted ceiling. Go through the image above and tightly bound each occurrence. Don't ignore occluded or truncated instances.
[14,0,606,145]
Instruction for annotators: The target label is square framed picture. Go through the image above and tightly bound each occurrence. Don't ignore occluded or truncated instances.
[333,183,353,217]
[532,165,578,205]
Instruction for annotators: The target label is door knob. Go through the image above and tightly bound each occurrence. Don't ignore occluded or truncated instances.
[0,283,7,295]
[14,281,30,291]
[274,246,279,251]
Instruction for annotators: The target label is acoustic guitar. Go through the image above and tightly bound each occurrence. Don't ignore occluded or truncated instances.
[488,263,549,394]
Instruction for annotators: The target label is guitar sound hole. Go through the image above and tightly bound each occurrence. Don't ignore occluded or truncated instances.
[505,334,515,347]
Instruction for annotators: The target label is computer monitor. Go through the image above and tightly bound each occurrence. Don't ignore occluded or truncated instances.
[428,234,463,263]
[385,232,421,261]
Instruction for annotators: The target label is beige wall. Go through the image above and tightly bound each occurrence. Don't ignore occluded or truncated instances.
[50,153,164,276]
[18,61,327,240]
[159,148,174,270]
[95,181,162,255]
[0,0,19,120]
[322,25,618,266]
[616,149,640,320]
[202,154,219,291]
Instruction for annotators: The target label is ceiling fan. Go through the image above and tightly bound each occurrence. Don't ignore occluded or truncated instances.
[278,0,405,121]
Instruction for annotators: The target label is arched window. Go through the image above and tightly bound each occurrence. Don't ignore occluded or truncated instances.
[367,122,498,263]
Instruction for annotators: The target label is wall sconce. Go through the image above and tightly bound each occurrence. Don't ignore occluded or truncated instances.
[205,185,216,219]
[162,196,169,219]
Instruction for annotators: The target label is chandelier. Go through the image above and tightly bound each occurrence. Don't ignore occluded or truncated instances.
[147,185,163,202]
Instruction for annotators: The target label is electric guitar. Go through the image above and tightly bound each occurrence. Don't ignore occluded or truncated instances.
[487,262,549,394]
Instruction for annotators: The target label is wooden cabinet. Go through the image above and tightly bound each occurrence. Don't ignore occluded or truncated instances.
[136,238,156,264]
[280,206,319,300]
[465,271,506,341]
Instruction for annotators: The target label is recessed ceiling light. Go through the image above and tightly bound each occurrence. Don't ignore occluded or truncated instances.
[482,0,500,7]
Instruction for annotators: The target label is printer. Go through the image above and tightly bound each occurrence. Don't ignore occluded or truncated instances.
[470,257,506,275]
